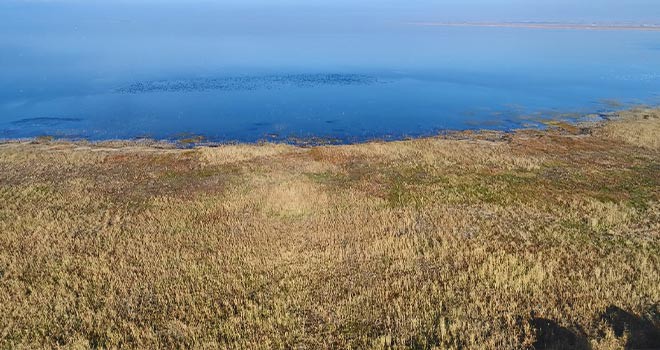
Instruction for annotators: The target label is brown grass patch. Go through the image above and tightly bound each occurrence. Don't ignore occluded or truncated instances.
[599,107,660,149]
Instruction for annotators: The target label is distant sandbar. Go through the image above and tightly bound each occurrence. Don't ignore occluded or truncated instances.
[408,22,660,31]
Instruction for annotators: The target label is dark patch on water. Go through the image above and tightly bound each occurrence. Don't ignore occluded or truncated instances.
[252,122,271,127]
[133,134,155,140]
[0,129,17,138]
[115,74,379,94]
[11,117,83,127]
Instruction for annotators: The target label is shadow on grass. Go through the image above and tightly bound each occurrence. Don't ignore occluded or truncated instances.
[531,317,590,350]
[600,305,660,350]
[530,306,659,350]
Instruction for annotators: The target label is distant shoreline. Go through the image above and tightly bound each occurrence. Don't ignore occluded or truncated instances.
[408,22,660,31]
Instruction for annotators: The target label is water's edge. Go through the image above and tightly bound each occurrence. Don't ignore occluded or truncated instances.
[1,106,646,148]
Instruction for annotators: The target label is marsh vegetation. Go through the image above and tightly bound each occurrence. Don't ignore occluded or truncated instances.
[0,109,658,349]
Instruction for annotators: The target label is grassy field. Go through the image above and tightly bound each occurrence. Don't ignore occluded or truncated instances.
[0,108,658,349]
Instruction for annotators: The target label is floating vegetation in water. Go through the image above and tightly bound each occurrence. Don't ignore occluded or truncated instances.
[284,135,343,146]
[600,98,625,108]
[115,74,380,94]
[172,132,207,145]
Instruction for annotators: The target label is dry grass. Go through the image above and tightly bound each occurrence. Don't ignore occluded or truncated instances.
[599,107,660,150]
[0,109,659,349]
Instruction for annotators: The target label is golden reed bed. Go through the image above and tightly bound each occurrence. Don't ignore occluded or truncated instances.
[0,108,658,349]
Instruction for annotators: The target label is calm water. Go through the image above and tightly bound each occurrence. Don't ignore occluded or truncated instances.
[1,3,659,143]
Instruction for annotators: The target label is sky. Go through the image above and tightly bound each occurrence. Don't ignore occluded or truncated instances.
[2,0,659,24]
[2,0,659,42]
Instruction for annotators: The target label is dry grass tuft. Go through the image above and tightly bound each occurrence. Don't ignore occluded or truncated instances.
[199,143,301,165]
[600,107,660,149]
[0,108,659,349]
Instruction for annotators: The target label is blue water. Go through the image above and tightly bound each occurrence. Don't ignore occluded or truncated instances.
[1,3,659,143]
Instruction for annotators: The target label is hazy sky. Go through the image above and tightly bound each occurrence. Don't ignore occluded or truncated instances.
[1,0,658,87]
[2,0,659,24]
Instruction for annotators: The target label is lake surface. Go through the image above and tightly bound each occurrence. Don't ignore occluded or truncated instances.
[1,3,659,143]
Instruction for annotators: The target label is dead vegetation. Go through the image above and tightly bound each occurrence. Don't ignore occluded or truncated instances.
[599,108,660,150]
[0,109,658,349]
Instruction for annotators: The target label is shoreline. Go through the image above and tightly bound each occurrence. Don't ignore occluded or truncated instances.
[0,109,629,149]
